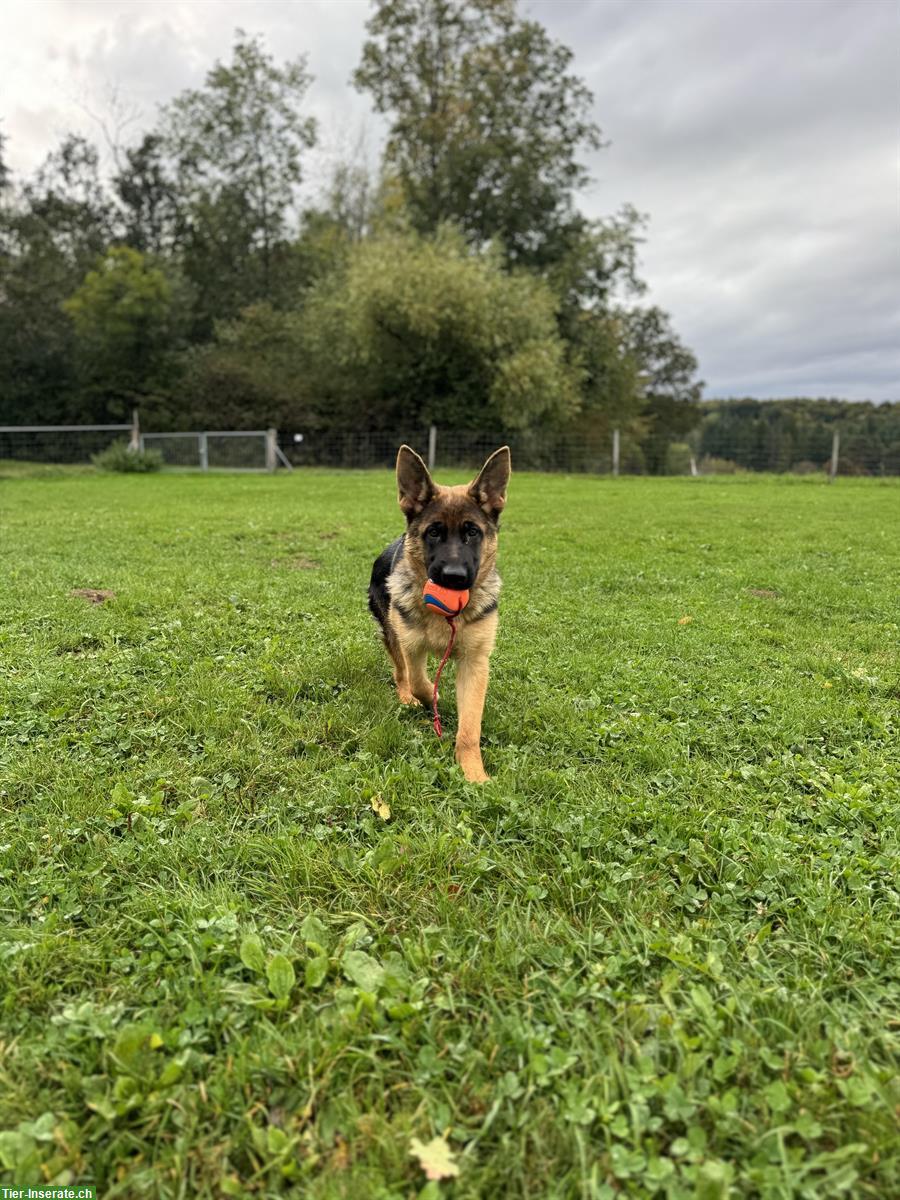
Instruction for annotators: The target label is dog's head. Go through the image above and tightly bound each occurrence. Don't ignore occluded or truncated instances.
[396,445,511,590]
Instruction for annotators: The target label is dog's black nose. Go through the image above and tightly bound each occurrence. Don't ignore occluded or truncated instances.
[436,564,469,589]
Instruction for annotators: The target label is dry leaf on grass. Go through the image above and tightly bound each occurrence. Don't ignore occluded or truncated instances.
[678,615,693,625]
[410,1135,460,1181]
[370,796,391,821]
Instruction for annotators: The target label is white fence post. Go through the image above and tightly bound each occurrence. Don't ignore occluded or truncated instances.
[427,424,437,472]
[129,409,140,452]
[266,428,277,473]
[829,430,840,483]
[612,428,620,477]
[199,432,209,472]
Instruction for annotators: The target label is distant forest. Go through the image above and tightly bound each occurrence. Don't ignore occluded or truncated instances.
[696,399,900,475]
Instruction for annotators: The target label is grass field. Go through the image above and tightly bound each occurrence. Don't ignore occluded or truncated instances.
[1,466,898,1199]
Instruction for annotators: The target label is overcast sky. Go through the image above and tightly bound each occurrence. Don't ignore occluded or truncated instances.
[2,0,897,400]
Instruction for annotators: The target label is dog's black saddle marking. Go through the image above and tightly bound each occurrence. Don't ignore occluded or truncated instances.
[368,536,404,630]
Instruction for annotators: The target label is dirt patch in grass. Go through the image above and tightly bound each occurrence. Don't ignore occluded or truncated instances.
[270,556,321,570]
[56,636,104,655]
[70,588,116,604]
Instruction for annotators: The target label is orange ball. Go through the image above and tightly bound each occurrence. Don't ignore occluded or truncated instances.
[422,580,469,616]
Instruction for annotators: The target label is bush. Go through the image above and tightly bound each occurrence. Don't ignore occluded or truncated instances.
[92,441,163,473]
[666,442,694,475]
[699,454,744,475]
[791,460,822,476]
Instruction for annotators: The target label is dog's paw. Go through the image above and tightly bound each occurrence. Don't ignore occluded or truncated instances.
[396,686,420,706]
[460,761,490,784]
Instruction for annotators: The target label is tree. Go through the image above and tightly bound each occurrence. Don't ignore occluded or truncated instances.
[354,0,601,268]
[549,206,647,325]
[180,303,311,431]
[113,133,182,256]
[549,207,648,438]
[160,30,317,329]
[21,134,114,268]
[323,162,372,242]
[567,312,643,443]
[621,306,703,473]
[63,246,181,419]
[298,225,580,431]
[0,134,114,422]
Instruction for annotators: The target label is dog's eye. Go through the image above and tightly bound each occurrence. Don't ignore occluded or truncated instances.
[462,522,481,542]
[425,524,443,541]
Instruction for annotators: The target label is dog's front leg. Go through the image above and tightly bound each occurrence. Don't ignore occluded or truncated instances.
[455,652,491,783]
[404,642,434,709]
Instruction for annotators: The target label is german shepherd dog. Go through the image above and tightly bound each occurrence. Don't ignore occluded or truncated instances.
[368,445,511,783]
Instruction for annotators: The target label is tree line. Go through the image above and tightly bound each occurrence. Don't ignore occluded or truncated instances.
[695,399,900,476]
[3,1,890,474]
[0,0,707,470]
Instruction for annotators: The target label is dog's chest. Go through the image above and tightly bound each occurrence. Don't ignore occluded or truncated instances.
[420,610,461,655]
[392,597,481,657]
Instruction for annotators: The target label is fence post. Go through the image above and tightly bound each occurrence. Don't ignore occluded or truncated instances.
[612,428,620,477]
[199,432,209,472]
[266,428,277,473]
[129,409,140,452]
[427,424,437,472]
[829,429,840,483]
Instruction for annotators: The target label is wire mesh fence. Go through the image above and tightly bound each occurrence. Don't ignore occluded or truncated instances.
[0,424,133,464]
[0,423,290,472]
[277,427,868,477]
[140,431,288,471]
[280,424,900,477]
[280,429,619,473]
[1,418,897,476]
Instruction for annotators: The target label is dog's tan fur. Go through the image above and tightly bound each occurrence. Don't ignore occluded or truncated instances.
[379,446,510,783]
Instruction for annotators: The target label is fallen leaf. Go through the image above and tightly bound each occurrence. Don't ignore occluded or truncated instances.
[371,796,391,821]
[678,615,693,625]
[410,1135,460,1181]
[330,1135,350,1170]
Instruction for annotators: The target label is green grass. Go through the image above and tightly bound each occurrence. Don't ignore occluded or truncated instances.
[1,468,898,1199]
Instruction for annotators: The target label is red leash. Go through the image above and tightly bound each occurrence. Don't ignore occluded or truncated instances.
[431,617,458,737]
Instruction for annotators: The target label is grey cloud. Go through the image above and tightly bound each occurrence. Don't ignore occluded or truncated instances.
[540,0,899,398]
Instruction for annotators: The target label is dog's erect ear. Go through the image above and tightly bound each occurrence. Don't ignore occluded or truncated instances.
[396,445,436,520]
[469,446,511,522]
